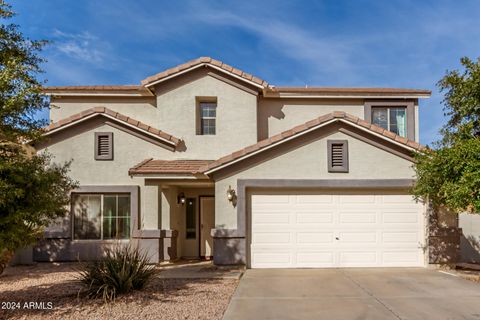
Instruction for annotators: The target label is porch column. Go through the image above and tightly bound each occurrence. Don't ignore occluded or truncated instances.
[132,181,178,263]
[140,181,160,229]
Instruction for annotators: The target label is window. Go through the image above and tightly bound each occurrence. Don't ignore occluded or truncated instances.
[185,198,196,239]
[95,132,113,160]
[72,194,130,240]
[327,140,348,173]
[199,102,216,135]
[371,107,407,138]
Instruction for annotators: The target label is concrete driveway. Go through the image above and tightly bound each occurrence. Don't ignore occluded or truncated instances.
[223,268,480,320]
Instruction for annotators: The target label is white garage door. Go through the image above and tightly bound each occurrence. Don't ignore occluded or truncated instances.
[250,192,425,268]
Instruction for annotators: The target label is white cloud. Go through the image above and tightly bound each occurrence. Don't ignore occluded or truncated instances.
[193,10,363,83]
[52,29,106,63]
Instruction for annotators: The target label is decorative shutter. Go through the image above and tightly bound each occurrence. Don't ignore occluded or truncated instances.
[328,140,348,172]
[95,132,113,160]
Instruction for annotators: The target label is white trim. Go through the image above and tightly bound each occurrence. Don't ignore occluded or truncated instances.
[43,113,176,146]
[143,63,265,89]
[204,118,416,175]
[266,94,431,99]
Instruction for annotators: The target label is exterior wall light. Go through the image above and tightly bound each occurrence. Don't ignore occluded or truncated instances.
[227,185,237,207]
[177,192,186,205]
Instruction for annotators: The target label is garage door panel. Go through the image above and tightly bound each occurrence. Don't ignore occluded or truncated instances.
[339,231,377,243]
[253,232,291,244]
[382,232,419,244]
[296,212,334,224]
[339,195,376,204]
[250,193,425,268]
[253,212,290,224]
[382,211,419,223]
[339,212,377,223]
[339,251,378,266]
[252,252,292,267]
[296,251,335,266]
[296,232,334,244]
[296,195,335,204]
[381,195,418,204]
[382,251,422,265]
[252,195,291,204]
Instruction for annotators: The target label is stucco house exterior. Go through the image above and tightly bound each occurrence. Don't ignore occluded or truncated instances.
[31,57,461,268]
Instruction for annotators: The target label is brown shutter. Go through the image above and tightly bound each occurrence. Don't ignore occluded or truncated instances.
[95,132,113,160]
[328,140,348,172]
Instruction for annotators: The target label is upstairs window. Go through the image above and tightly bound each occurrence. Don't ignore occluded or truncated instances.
[95,132,113,160]
[327,140,349,173]
[371,107,407,138]
[199,101,217,135]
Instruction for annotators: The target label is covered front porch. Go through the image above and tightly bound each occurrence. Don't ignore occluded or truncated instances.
[130,159,216,263]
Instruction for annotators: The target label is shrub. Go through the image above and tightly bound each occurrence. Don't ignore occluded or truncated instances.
[78,244,156,301]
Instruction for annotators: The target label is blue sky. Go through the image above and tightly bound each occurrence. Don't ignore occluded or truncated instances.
[10,0,480,144]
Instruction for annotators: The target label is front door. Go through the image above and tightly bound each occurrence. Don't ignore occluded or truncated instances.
[200,196,215,258]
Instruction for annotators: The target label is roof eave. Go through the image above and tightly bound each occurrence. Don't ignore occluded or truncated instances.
[262,92,431,99]
[42,112,178,148]
[203,118,420,175]
[127,172,211,179]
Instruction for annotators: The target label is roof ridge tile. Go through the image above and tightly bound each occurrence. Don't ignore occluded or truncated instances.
[198,111,425,173]
[44,107,181,147]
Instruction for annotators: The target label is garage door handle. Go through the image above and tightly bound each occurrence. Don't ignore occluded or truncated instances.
[335,237,339,240]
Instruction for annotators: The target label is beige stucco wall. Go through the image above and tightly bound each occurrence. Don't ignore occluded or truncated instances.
[37,119,184,232]
[153,70,258,159]
[213,131,416,229]
[50,97,158,126]
[49,70,258,160]
[257,98,365,140]
[36,119,176,185]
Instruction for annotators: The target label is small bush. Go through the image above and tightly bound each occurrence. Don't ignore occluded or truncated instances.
[78,244,156,301]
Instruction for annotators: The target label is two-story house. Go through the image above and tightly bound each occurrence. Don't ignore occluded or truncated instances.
[33,57,454,268]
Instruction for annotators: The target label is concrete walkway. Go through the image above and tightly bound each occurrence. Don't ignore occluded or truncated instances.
[223,268,480,320]
[157,260,244,279]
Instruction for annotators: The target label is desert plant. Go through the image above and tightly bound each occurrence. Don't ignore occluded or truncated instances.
[78,245,156,302]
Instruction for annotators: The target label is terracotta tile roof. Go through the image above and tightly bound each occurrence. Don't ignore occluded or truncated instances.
[141,57,270,88]
[43,107,181,146]
[199,111,424,173]
[129,159,214,175]
[264,87,431,97]
[41,58,431,99]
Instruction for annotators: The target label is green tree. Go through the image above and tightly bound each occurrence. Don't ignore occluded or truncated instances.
[0,2,77,274]
[412,57,480,213]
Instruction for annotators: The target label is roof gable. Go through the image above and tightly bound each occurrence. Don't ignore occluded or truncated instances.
[43,107,181,147]
[141,57,270,89]
[199,111,424,174]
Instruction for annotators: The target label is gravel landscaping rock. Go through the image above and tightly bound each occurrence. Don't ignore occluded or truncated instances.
[0,263,238,320]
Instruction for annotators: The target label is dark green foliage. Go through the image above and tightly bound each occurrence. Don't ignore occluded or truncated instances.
[0,2,48,142]
[78,245,156,302]
[0,2,77,274]
[412,57,480,213]
[413,139,480,212]
[438,57,480,144]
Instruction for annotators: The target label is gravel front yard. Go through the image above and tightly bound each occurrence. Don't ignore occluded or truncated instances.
[0,263,238,320]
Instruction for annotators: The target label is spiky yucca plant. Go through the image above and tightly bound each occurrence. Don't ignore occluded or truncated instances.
[78,244,156,302]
